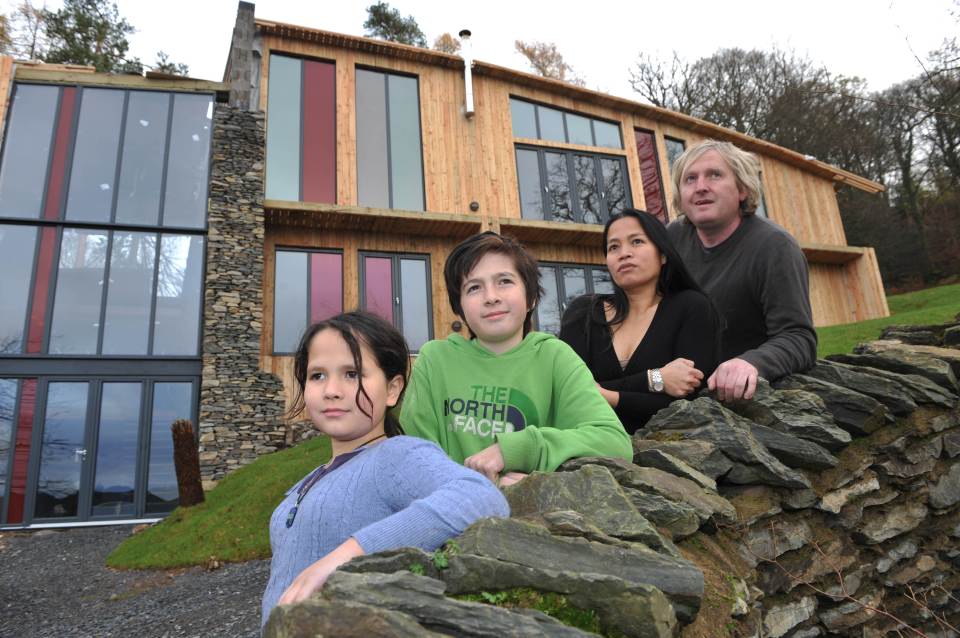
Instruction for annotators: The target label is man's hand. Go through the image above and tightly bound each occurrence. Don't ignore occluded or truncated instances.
[707,357,759,402]
[659,358,704,397]
[464,443,505,484]
[277,537,365,606]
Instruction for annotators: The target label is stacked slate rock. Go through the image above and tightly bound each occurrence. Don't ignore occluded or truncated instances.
[265,320,960,638]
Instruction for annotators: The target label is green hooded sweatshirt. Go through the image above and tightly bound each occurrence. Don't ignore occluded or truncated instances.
[399,331,632,473]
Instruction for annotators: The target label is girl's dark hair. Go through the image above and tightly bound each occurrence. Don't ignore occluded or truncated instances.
[599,208,706,327]
[288,311,409,437]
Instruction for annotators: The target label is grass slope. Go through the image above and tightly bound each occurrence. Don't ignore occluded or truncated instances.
[816,283,960,358]
[107,435,331,569]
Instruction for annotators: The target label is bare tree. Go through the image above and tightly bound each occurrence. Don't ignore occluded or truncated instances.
[8,0,48,60]
[433,32,460,55]
[515,40,585,87]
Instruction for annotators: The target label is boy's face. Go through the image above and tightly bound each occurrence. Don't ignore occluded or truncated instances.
[459,252,529,355]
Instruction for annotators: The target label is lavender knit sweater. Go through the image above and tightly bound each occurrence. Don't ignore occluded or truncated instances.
[261,435,510,625]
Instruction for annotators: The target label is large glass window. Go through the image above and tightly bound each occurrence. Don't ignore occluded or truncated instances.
[360,252,432,352]
[147,382,193,514]
[116,91,169,225]
[515,146,631,224]
[49,229,109,354]
[34,381,89,519]
[535,263,613,335]
[265,54,336,203]
[509,98,623,149]
[0,225,37,354]
[0,378,16,518]
[0,84,59,219]
[273,249,344,354]
[356,68,425,211]
[65,89,125,223]
[92,382,141,517]
[664,137,686,173]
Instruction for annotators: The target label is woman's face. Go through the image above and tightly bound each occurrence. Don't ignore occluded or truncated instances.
[605,216,664,292]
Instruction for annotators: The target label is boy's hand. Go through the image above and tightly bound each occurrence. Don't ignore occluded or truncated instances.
[498,471,527,487]
[464,443,505,483]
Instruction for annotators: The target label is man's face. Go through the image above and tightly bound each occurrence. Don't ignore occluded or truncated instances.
[679,150,747,233]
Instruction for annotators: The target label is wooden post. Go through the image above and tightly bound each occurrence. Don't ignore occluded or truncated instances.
[172,419,205,507]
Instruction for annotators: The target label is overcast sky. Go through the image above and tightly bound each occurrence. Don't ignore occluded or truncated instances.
[8,0,958,100]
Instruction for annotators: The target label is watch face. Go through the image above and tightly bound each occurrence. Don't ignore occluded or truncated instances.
[654,380,664,392]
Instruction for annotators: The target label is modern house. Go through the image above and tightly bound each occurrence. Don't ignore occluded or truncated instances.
[0,2,887,529]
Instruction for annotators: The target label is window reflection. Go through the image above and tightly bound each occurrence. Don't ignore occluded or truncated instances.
[0,378,16,514]
[545,153,572,223]
[153,235,204,355]
[65,89,124,223]
[0,84,58,219]
[49,230,108,354]
[162,94,213,228]
[0,225,37,354]
[116,92,170,225]
[602,159,627,216]
[537,266,561,335]
[574,156,600,225]
[147,382,192,513]
[516,149,543,220]
[35,382,89,519]
[92,383,141,517]
[103,232,156,355]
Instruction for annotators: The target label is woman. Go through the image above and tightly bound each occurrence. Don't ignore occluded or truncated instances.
[560,209,719,433]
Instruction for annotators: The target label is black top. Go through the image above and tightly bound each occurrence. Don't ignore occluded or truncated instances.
[559,290,719,433]
[667,215,817,380]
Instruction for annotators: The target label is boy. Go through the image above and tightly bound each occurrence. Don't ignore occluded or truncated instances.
[400,232,632,484]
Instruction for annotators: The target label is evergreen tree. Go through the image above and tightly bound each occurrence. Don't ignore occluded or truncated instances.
[41,0,134,72]
[153,50,189,76]
[363,2,426,47]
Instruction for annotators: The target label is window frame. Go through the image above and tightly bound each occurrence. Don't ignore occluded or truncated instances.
[509,96,624,150]
[515,144,632,225]
[354,66,427,212]
[271,246,345,356]
[534,261,613,335]
[358,251,433,353]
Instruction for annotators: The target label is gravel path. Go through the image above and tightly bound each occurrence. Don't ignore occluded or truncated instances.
[0,526,269,637]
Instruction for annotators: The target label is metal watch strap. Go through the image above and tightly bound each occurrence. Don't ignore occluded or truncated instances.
[651,368,664,393]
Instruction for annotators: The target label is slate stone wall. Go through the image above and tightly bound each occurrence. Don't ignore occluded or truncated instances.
[265,320,960,638]
[198,104,286,486]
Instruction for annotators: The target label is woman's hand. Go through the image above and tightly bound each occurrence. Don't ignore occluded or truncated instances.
[658,358,704,398]
[596,383,619,407]
[464,443,505,484]
[277,537,365,606]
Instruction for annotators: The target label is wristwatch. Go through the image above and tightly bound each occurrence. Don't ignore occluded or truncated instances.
[650,368,664,393]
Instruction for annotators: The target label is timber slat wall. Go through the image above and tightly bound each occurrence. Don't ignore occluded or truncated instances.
[255,26,888,390]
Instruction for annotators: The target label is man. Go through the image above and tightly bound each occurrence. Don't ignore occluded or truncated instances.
[667,140,817,401]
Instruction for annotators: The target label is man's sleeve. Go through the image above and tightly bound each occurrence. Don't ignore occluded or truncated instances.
[738,234,818,380]
[496,344,633,472]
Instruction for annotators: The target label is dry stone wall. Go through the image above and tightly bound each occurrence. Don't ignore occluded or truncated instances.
[265,320,960,638]
[199,104,286,487]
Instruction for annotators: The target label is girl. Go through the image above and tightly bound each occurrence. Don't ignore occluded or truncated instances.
[261,311,509,626]
[560,209,719,433]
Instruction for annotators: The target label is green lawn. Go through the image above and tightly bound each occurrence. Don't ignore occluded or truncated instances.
[816,283,960,358]
[107,435,331,569]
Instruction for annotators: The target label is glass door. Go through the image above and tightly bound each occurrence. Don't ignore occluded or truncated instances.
[33,382,91,519]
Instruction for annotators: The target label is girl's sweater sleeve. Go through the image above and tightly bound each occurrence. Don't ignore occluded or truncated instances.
[352,438,510,555]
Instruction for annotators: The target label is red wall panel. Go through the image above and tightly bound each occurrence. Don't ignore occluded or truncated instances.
[301,60,336,204]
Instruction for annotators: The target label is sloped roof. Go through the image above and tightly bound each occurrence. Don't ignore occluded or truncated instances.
[255,18,883,194]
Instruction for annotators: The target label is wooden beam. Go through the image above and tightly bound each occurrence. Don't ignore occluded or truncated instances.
[498,217,604,247]
[14,66,229,101]
[264,200,483,238]
[800,242,866,265]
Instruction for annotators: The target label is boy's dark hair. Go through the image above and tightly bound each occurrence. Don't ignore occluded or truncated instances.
[443,231,544,337]
[289,311,409,437]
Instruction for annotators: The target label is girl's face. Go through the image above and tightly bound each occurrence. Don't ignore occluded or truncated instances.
[303,328,403,446]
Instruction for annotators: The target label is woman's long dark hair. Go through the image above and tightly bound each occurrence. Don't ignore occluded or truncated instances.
[598,208,706,327]
[288,311,409,437]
